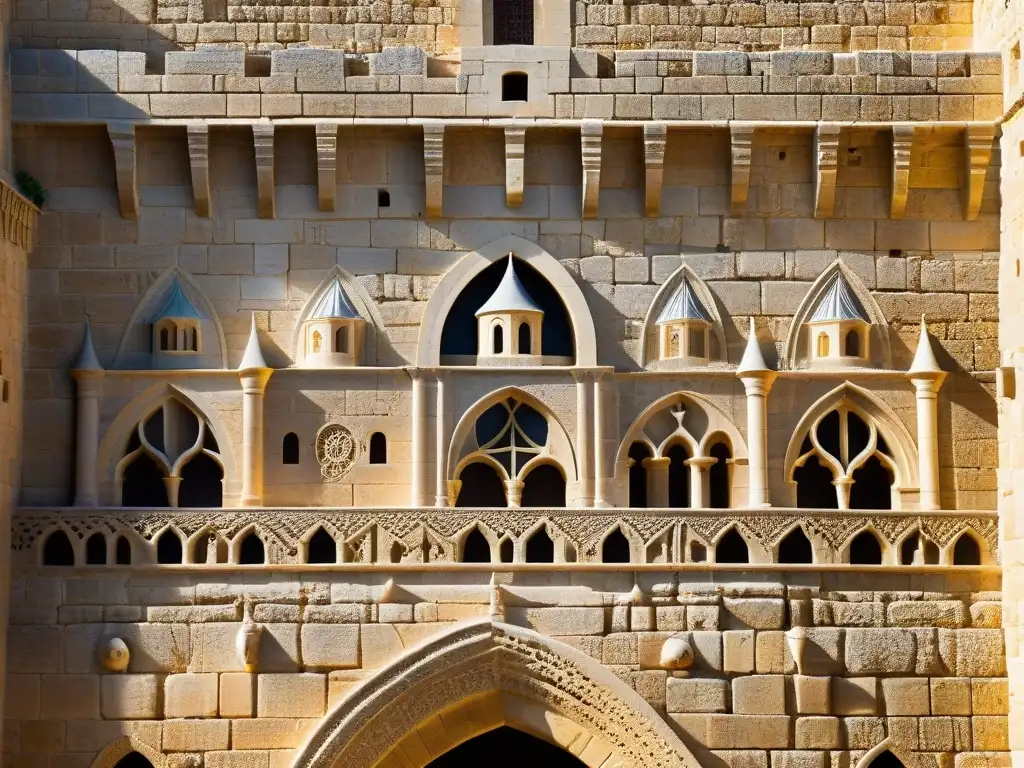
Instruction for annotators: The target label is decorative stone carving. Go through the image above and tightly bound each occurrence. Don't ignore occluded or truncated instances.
[315,424,357,481]
[660,633,694,670]
[786,626,808,675]
[186,123,211,218]
[98,636,130,672]
[107,121,139,220]
[236,602,263,672]
[963,124,996,221]
[813,123,840,219]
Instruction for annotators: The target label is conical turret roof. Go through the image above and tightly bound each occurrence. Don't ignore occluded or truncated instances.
[476,255,543,317]
[657,277,711,324]
[73,321,103,371]
[809,272,868,323]
[310,278,361,320]
[153,280,205,321]
[909,314,943,376]
[239,313,268,370]
[737,317,771,375]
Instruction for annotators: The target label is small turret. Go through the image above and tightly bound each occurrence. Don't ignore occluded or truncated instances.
[656,277,712,362]
[151,279,204,355]
[300,278,366,368]
[475,255,544,359]
[806,272,870,366]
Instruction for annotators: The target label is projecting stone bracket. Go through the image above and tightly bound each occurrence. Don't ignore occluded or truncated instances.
[644,122,667,217]
[730,123,755,217]
[423,122,445,218]
[814,124,841,219]
[581,120,603,219]
[504,126,526,208]
[107,122,139,220]
[890,124,915,219]
[252,123,275,219]
[316,123,338,213]
[186,122,211,218]
[963,124,996,222]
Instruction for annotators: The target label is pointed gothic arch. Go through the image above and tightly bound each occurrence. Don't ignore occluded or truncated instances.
[290,619,701,768]
[291,266,385,366]
[639,264,729,367]
[89,736,165,768]
[416,235,597,367]
[784,260,891,369]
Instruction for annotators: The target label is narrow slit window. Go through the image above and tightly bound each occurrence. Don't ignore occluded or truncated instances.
[369,432,387,464]
[377,189,391,207]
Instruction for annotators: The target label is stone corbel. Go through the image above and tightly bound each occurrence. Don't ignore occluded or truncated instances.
[107,122,138,220]
[730,124,755,217]
[643,122,667,217]
[315,123,338,213]
[252,123,275,219]
[504,126,526,207]
[186,123,211,218]
[813,123,841,219]
[891,125,915,219]
[423,122,445,218]
[581,120,603,219]
[963,124,996,221]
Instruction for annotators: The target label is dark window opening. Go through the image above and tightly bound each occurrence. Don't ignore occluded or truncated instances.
[709,441,731,509]
[156,530,183,564]
[195,534,227,565]
[601,528,631,564]
[493,324,504,354]
[116,536,132,565]
[179,454,224,508]
[390,541,405,563]
[114,753,156,768]
[502,72,529,101]
[240,532,265,565]
[900,532,939,565]
[953,533,981,565]
[778,527,813,564]
[307,527,337,564]
[369,432,387,464]
[86,533,107,565]
[868,751,906,768]
[716,527,749,564]
[850,455,893,510]
[849,530,882,565]
[794,454,837,509]
[336,326,349,354]
[43,530,75,566]
[844,329,860,356]
[689,540,707,562]
[455,462,507,507]
[493,0,534,45]
[518,321,531,353]
[377,189,390,207]
[667,443,690,508]
[282,432,300,464]
[2,380,9,403]
[427,726,584,767]
[500,538,514,562]
[521,463,566,508]
[462,527,492,563]
[525,527,554,563]
[122,453,169,507]
[627,442,651,508]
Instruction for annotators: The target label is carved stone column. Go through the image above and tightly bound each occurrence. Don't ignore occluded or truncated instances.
[410,369,428,506]
[72,322,103,507]
[908,318,947,511]
[574,370,594,507]
[505,479,524,508]
[643,456,670,508]
[686,457,717,509]
[593,371,612,507]
[435,371,449,508]
[738,318,776,508]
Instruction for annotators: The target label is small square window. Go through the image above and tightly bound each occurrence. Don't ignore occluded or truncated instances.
[502,72,528,102]
[377,189,391,207]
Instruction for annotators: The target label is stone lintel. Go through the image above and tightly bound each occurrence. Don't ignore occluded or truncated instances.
[186,122,211,218]
[813,124,841,220]
[643,122,667,218]
[252,123,276,219]
[581,120,603,220]
[422,122,445,219]
[730,123,755,218]
[106,121,139,220]
[315,122,338,213]
[963,124,996,222]
[504,126,527,208]
[890,124,915,220]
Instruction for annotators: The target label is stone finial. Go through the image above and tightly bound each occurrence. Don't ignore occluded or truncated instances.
[73,321,103,371]
[380,577,397,603]
[737,317,770,375]
[238,313,268,371]
[660,632,694,670]
[908,314,944,379]
[236,600,263,672]
[786,626,808,675]
[99,636,130,672]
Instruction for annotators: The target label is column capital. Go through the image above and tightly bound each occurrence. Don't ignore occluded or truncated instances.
[685,457,718,470]
[740,370,778,394]
[239,367,273,393]
[71,368,106,387]
[642,456,672,470]
[907,371,947,393]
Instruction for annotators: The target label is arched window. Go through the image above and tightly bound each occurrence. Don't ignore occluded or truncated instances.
[336,326,349,354]
[518,321,531,353]
[817,332,829,357]
[525,527,554,563]
[122,453,169,507]
[953,533,981,565]
[455,462,507,507]
[709,441,731,508]
[86,533,107,565]
[849,530,882,565]
[239,532,265,565]
[156,529,183,564]
[500,538,514,562]
[178,454,223,508]
[114,752,157,768]
[462,527,492,563]
[850,455,893,510]
[601,528,631,564]
[868,751,906,768]
[492,324,504,354]
[778,527,813,564]
[369,432,387,464]
[473,398,548,480]
[716,527,749,564]
[900,531,939,565]
[689,540,707,562]
[521,463,566,508]
[628,442,651,508]
[667,443,690,508]
[43,530,75,566]
[389,541,405,564]
[116,535,132,565]
[844,329,860,356]
[282,432,300,464]
[312,330,322,353]
[426,726,584,767]
[307,527,337,564]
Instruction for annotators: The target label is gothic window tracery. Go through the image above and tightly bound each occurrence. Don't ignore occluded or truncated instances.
[475,398,547,480]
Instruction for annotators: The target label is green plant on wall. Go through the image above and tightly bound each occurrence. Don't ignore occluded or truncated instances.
[15,171,47,208]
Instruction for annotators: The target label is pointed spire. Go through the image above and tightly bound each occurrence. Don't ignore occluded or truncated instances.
[657,276,711,324]
[73,321,103,371]
[737,317,770,375]
[809,271,868,323]
[310,277,361,320]
[153,279,205,321]
[908,314,943,377]
[476,254,544,316]
[238,314,268,371]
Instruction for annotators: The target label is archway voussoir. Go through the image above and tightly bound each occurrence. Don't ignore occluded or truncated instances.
[417,714,456,758]
[395,729,433,766]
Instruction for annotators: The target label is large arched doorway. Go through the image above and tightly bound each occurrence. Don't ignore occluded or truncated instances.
[427,727,584,767]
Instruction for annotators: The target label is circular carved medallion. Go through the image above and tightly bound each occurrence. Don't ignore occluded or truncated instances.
[315,424,357,481]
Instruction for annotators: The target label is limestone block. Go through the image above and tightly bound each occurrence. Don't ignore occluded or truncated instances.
[793,675,831,715]
[166,50,245,76]
[257,673,326,718]
[772,752,827,768]
[656,606,687,631]
[360,624,404,669]
[705,715,792,749]
[371,47,427,76]
[755,631,795,674]
[9,626,63,672]
[192,622,298,673]
[733,675,787,714]
[919,716,956,751]
[328,670,371,707]
[694,52,749,76]
[602,633,638,665]
[7,674,41,719]
[844,629,915,674]
[21,720,66,753]
[271,49,346,77]
[724,598,786,630]
[795,717,842,749]
[831,677,877,715]
[163,719,230,751]
[687,604,721,631]
[300,624,359,669]
[843,717,886,749]
[631,606,656,631]
[165,673,219,718]
[723,630,755,674]
[969,602,1001,628]
[972,717,1009,750]
[39,674,100,720]
[220,672,256,718]
[506,607,605,636]
[954,629,1005,676]
[971,678,1008,714]
[101,674,162,719]
[886,600,967,628]
[666,677,730,713]
[880,677,930,715]
[931,677,971,715]
[771,52,834,76]
[232,718,320,749]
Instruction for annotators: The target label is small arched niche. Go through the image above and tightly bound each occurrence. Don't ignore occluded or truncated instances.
[292,267,383,367]
[639,265,728,369]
